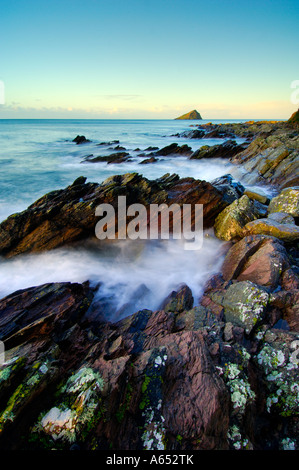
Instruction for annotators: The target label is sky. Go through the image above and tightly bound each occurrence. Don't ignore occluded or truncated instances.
[0,0,298,119]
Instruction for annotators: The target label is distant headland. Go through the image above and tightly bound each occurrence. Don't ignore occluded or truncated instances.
[175,109,202,120]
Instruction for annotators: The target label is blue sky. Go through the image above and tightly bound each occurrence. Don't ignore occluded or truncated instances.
[0,0,298,119]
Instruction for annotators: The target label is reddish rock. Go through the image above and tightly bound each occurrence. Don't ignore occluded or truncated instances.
[221,235,289,289]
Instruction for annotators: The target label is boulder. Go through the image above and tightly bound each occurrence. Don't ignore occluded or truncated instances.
[214,195,264,241]
[72,135,90,144]
[221,235,289,289]
[221,281,269,335]
[268,187,299,217]
[242,218,299,242]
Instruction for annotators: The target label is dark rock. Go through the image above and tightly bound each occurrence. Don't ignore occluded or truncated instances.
[153,143,192,157]
[72,135,90,144]
[189,140,246,160]
[0,173,234,258]
[84,152,131,164]
[160,284,194,313]
[139,156,158,164]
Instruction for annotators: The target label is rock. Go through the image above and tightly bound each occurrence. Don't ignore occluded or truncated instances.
[211,174,245,204]
[267,212,296,225]
[270,290,299,331]
[221,235,289,289]
[174,109,202,120]
[214,195,264,241]
[153,143,192,157]
[0,173,234,258]
[84,152,131,164]
[231,132,299,188]
[189,140,246,160]
[221,281,269,335]
[160,284,194,313]
[267,187,299,217]
[244,189,270,205]
[0,282,93,348]
[288,108,299,127]
[242,218,299,242]
[254,330,299,419]
[72,135,90,144]
[139,156,158,164]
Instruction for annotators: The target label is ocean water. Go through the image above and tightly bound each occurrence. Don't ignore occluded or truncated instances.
[0,118,269,318]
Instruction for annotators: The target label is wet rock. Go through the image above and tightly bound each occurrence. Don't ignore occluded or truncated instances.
[0,173,233,258]
[72,135,90,144]
[152,143,192,157]
[189,140,246,160]
[139,156,158,164]
[84,152,131,164]
[244,189,270,205]
[211,174,245,204]
[160,284,194,313]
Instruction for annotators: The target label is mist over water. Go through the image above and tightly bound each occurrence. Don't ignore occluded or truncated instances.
[0,235,225,320]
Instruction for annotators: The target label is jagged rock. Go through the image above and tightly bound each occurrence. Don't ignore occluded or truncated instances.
[152,143,192,157]
[160,284,194,313]
[231,132,299,188]
[0,173,235,258]
[84,152,131,164]
[139,156,158,164]
[211,174,245,205]
[268,187,299,217]
[189,140,246,160]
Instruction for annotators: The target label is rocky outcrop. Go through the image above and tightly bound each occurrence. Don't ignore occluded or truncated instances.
[189,140,246,160]
[0,173,239,258]
[174,110,202,120]
[288,108,299,126]
[72,135,91,144]
[230,130,299,188]
[0,117,298,451]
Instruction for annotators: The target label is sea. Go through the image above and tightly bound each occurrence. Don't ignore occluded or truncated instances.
[0,118,273,320]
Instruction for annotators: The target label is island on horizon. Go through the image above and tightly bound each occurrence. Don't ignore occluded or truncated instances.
[174,109,202,120]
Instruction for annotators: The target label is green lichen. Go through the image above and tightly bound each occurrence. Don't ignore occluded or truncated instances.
[257,343,299,416]
[219,361,255,414]
[140,351,167,450]
[32,366,104,445]
[0,360,50,433]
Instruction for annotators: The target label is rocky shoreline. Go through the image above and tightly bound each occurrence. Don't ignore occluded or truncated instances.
[0,112,298,451]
